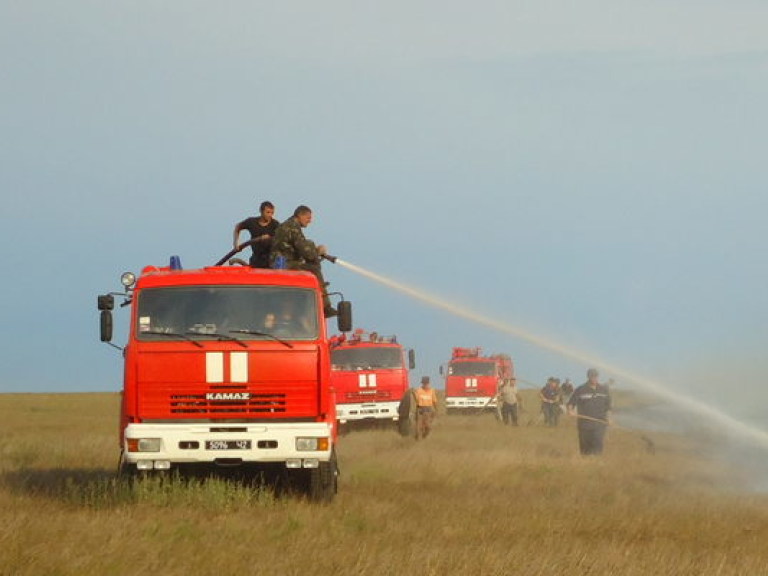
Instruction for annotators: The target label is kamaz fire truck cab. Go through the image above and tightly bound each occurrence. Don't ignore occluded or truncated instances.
[441,347,514,413]
[329,329,415,429]
[98,249,352,502]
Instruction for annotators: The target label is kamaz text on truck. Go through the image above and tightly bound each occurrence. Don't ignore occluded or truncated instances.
[329,329,415,429]
[441,347,514,413]
[98,250,352,502]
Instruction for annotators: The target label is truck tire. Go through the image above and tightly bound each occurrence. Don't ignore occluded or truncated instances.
[397,389,414,437]
[116,450,137,482]
[308,451,338,503]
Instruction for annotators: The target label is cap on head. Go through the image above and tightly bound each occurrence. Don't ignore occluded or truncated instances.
[421,376,430,385]
[587,368,599,378]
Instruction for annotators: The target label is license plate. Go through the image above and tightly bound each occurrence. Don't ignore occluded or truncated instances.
[205,440,251,450]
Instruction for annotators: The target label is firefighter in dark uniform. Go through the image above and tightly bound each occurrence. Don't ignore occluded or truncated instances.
[270,205,336,317]
[567,368,612,455]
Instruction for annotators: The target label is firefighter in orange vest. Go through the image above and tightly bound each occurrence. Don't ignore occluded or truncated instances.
[414,376,438,440]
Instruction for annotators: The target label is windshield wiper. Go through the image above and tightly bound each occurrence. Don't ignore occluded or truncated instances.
[228,329,294,349]
[184,331,248,348]
[141,330,203,348]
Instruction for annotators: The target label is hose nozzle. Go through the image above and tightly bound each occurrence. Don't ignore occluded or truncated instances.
[321,253,338,263]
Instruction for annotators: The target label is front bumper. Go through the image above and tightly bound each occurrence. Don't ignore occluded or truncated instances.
[336,401,400,423]
[122,421,333,469]
[445,396,496,409]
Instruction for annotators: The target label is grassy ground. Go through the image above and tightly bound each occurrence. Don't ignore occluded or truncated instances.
[1,391,767,575]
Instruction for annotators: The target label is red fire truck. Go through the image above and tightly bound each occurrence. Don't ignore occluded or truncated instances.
[98,251,352,502]
[442,347,514,413]
[329,329,415,430]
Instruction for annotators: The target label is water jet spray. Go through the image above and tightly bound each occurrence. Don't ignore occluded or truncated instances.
[334,258,768,451]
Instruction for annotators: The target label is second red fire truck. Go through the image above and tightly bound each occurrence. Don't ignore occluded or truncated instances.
[329,328,415,430]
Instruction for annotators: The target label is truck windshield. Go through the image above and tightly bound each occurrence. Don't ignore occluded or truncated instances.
[331,347,402,370]
[448,361,496,377]
[136,286,319,341]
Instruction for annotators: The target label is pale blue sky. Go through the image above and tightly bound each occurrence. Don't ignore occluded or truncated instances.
[1,1,766,419]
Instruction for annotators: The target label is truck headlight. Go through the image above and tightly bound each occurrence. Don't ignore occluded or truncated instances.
[127,438,162,452]
[121,272,136,288]
[295,437,329,452]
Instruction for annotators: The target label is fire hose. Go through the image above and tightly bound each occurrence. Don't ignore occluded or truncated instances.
[214,239,339,267]
[570,413,656,454]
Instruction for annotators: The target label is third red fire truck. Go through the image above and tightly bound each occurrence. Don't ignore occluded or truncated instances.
[442,347,514,413]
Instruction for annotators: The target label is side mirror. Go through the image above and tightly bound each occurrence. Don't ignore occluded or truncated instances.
[100,310,113,342]
[439,365,444,376]
[408,349,416,370]
[336,301,352,333]
[98,294,114,311]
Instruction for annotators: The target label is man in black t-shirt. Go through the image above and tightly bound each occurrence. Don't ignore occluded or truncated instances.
[233,201,279,268]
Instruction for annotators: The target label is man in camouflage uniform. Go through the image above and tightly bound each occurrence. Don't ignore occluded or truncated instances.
[270,205,336,317]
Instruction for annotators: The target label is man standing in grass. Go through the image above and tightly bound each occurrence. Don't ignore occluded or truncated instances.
[560,378,574,404]
[540,377,563,427]
[414,376,438,440]
[497,378,519,426]
[567,368,612,455]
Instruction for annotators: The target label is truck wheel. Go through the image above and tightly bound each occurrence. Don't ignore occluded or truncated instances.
[397,390,414,437]
[308,452,338,503]
[116,451,137,482]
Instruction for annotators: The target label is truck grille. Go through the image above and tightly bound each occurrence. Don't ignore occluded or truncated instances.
[344,390,392,402]
[170,393,286,414]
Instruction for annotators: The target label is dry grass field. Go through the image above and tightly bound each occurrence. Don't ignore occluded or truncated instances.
[2,390,768,576]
